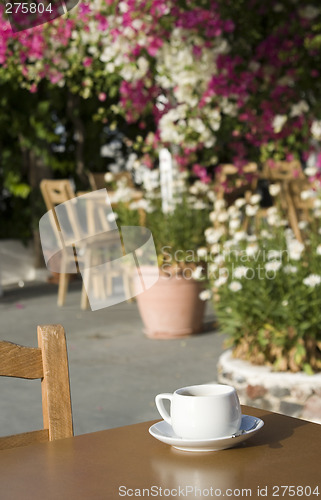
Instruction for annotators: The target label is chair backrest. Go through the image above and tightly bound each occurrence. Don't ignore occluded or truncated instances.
[0,325,73,450]
[262,160,304,181]
[214,162,258,203]
[88,172,134,191]
[40,179,83,243]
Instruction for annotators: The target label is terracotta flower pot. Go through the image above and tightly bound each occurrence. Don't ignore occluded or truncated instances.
[135,268,206,339]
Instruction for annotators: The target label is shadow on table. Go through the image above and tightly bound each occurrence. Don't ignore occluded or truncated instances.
[242,410,309,450]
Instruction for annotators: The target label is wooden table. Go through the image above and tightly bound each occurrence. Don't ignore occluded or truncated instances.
[0,406,320,500]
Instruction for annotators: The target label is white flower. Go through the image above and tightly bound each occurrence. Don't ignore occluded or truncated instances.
[311,120,321,141]
[283,265,298,274]
[209,211,217,222]
[261,229,273,239]
[299,6,320,20]
[229,219,241,231]
[205,227,225,244]
[229,281,242,292]
[223,239,236,249]
[228,205,240,217]
[246,244,259,257]
[304,166,318,177]
[235,198,246,208]
[210,244,220,255]
[268,250,283,260]
[194,201,207,210]
[106,212,118,222]
[267,206,278,216]
[192,266,203,279]
[290,100,309,117]
[214,199,226,211]
[233,266,249,279]
[214,276,228,288]
[208,263,218,275]
[129,201,138,210]
[265,261,282,272]
[245,204,259,217]
[269,184,281,197]
[249,194,262,205]
[284,228,294,240]
[214,254,225,265]
[303,274,321,288]
[104,172,114,183]
[199,289,212,301]
[247,235,257,242]
[282,300,288,307]
[207,191,216,202]
[301,189,316,200]
[287,240,304,261]
[316,245,321,256]
[267,214,280,226]
[313,199,321,209]
[197,247,208,258]
[217,211,229,223]
[272,114,287,133]
[234,231,247,242]
[298,221,308,230]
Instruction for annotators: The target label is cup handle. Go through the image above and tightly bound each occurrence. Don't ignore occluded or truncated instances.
[155,393,173,425]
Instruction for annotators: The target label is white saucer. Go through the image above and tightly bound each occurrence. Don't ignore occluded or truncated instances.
[149,415,264,452]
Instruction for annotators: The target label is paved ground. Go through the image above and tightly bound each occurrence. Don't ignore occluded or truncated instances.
[0,279,227,437]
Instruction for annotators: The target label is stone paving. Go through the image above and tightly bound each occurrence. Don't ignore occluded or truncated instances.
[0,279,226,437]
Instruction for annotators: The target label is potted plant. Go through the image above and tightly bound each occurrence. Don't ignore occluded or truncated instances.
[197,187,321,419]
[114,170,213,338]
[201,190,321,373]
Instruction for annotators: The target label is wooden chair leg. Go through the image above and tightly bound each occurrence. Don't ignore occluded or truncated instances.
[57,273,69,307]
[284,184,302,243]
[57,255,69,307]
[81,249,91,310]
[81,282,89,310]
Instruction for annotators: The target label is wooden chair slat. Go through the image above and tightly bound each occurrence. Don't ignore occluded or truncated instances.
[37,325,73,441]
[0,430,49,451]
[0,343,43,379]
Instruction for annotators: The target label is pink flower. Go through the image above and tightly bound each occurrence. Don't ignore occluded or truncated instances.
[98,92,107,102]
[83,57,93,68]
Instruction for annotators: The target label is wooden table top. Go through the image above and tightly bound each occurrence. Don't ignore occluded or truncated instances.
[0,406,320,500]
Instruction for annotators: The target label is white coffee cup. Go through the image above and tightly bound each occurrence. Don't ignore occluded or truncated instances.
[155,384,241,440]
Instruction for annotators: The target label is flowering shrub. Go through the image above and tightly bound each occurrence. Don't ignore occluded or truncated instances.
[202,192,321,373]
[1,1,321,180]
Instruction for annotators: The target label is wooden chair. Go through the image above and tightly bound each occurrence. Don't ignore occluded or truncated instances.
[260,160,307,242]
[0,324,73,450]
[40,179,134,308]
[214,162,258,205]
[40,179,87,307]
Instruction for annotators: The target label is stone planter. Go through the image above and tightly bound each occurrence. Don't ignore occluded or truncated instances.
[218,350,321,424]
[135,269,206,339]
